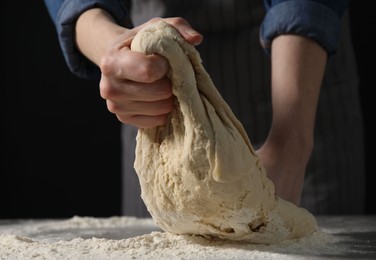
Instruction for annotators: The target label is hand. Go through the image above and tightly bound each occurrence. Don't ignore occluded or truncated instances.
[256,131,313,206]
[98,17,203,128]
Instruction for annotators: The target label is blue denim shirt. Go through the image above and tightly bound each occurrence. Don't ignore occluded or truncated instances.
[44,0,350,79]
[261,0,350,55]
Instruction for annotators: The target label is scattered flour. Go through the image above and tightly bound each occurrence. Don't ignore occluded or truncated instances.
[0,216,355,260]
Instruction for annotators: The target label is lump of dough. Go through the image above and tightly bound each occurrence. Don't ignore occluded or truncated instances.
[131,21,317,244]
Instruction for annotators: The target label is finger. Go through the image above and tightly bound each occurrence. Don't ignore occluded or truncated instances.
[117,114,170,129]
[121,77,173,101]
[101,47,170,83]
[164,17,203,46]
[106,96,174,117]
[100,76,172,102]
[140,17,203,46]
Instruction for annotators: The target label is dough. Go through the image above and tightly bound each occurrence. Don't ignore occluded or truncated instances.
[131,21,317,244]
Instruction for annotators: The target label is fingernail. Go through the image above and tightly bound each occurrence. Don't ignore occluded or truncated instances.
[185,28,201,37]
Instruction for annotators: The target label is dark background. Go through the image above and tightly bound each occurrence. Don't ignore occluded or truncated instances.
[1,1,122,218]
[1,1,374,218]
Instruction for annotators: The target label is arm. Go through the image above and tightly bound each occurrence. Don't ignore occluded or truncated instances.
[258,0,350,205]
[257,35,326,205]
[43,0,132,79]
[43,0,202,128]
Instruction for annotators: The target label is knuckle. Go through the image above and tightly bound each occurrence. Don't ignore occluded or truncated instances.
[99,55,114,76]
[149,17,162,24]
[106,101,118,114]
[156,99,174,115]
[159,83,173,99]
[168,17,187,26]
[116,115,130,125]
[137,60,162,82]
[99,80,114,99]
[162,100,174,113]
[156,115,168,126]
[137,62,152,82]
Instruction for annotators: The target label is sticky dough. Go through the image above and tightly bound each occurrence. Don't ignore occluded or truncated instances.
[131,21,317,244]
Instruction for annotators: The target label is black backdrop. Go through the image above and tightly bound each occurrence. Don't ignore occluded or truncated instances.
[1,1,122,218]
[1,1,374,218]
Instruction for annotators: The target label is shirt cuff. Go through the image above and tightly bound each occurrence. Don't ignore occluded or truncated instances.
[57,0,131,79]
[260,0,341,56]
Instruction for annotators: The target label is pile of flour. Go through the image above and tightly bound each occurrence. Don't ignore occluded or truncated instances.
[0,216,353,259]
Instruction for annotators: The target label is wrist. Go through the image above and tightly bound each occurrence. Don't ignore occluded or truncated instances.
[265,126,314,168]
[75,8,128,65]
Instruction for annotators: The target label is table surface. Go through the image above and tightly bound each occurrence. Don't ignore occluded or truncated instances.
[1,215,375,259]
[315,215,376,258]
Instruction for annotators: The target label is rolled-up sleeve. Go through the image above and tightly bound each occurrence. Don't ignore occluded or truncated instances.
[44,0,131,79]
[260,0,350,56]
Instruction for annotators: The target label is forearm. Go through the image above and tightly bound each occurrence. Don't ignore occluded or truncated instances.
[43,0,131,78]
[269,34,326,153]
[257,34,326,204]
[75,8,128,66]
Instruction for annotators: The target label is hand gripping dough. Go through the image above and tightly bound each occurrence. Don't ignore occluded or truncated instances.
[131,21,317,244]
